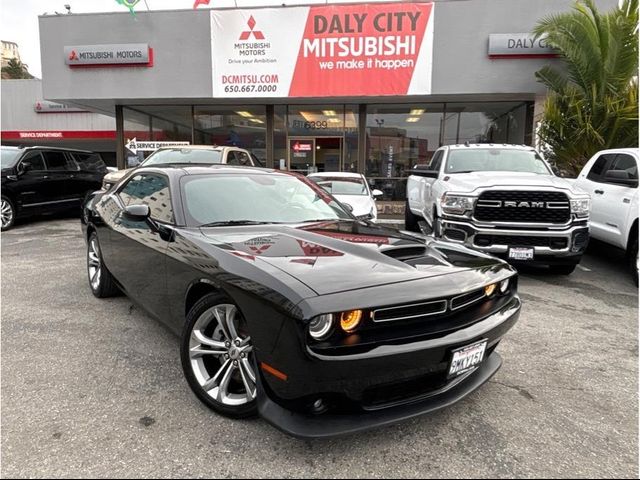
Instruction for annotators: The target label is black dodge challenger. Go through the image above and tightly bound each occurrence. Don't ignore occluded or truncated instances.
[82,164,521,438]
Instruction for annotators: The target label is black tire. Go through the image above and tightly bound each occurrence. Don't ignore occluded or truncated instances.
[432,210,442,239]
[628,233,638,286]
[404,200,420,232]
[180,292,258,419]
[87,231,120,298]
[1,195,16,231]
[549,264,577,275]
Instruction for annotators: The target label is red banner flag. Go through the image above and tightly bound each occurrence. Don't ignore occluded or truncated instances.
[193,0,210,8]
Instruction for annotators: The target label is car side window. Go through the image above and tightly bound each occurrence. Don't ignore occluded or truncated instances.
[118,173,174,224]
[43,151,76,171]
[586,154,613,181]
[72,153,107,172]
[609,154,637,178]
[236,151,252,166]
[429,150,443,172]
[226,151,240,165]
[20,151,46,171]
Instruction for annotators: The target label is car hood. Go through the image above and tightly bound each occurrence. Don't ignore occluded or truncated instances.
[332,195,374,217]
[198,221,505,295]
[443,171,585,195]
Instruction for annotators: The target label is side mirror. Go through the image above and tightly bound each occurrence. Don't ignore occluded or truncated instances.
[372,189,383,199]
[408,169,439,179]
[18,161,32,174]
[123,204,150,221]
[342,203,354,213]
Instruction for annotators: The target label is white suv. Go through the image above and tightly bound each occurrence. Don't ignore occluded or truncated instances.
[574,148,639,284]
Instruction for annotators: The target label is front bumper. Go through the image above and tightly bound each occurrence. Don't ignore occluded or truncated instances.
[256,295,521,439]
[440,218,589,260]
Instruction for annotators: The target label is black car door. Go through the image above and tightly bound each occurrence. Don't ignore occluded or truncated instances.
[40,150,80,208]
[69,152,107,199]
[108,172,174,320]
[13,151,52,211]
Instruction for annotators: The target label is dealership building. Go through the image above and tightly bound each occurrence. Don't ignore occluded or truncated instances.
[37,0,616,200]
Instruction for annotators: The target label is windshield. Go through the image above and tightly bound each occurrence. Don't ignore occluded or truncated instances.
[309,176,368,196]
[142,148,223,166]
[182,173,352,226]
[445,149,552,175]
[1,148,21,169]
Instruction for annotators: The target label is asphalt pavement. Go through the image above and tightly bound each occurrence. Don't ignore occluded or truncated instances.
[1,217,637,478]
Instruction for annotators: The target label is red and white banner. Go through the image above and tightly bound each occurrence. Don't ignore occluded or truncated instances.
[211,2,434,98]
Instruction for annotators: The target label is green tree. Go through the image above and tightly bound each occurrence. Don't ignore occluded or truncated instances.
[533,0,638,175]
[1,58,33,79]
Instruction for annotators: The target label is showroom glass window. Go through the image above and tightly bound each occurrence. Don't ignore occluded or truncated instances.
[119,173,174,224]
[365,104,444,200]
[194,106,267,165]
[442,102,528,145]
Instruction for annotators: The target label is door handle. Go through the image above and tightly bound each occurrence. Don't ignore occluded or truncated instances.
[594,189,604,195]
[42,175,49,179]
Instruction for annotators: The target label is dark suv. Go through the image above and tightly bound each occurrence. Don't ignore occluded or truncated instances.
[1,146,108,231]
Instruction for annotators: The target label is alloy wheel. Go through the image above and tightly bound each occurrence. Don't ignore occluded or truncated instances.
[1,199,13,229]
[188,304,256,406]
[87,237,102,291]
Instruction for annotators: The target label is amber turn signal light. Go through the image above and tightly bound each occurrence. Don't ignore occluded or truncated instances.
[484,283,497,297]
[340,310,363,332]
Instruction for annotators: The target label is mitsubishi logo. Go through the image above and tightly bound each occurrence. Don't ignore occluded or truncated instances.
[239,16,265,40]
[68,50,79,61]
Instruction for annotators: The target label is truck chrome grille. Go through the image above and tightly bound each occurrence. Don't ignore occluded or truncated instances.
[474,190,570,224]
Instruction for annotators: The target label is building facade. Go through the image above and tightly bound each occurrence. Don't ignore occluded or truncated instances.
[37,0,617,200]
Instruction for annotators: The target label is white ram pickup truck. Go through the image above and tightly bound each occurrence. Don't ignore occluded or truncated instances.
[574,148,638,284]
[405,144,591,274]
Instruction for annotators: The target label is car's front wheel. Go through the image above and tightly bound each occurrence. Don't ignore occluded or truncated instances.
[181,293,258,418]
[1,196,15,231]
[87,232,120,297]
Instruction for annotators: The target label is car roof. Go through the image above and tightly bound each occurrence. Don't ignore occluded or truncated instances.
[308,172,364,179]
[1,145,96,154]
[153,145,242,152]
[135,164,281,177]
[592,148,640,155]
[445,143,536,151]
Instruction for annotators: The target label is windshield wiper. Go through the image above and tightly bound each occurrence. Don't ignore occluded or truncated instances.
[299,218,352,223]
[200,220,276,227]
[450,170,475,174]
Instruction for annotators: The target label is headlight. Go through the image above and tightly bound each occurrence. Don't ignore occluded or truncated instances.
[441,194,476,215]
[484,283,497,297]
[340,310,363,332]
[309,314,334,340]
[499,278,509,293]
[570,198,590,218]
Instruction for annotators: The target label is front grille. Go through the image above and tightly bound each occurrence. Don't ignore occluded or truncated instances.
[474,190,570,224]
[451,288,485,310]
[372,300,448,323]
[362,369,448,408]
[474,234,568,249]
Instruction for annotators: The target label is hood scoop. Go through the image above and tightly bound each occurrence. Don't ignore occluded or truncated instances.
[379,244,429,261]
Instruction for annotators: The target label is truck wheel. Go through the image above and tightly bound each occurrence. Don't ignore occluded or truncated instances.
[628,233,638,286]
[549,264,576,275]
[404,200,420,232]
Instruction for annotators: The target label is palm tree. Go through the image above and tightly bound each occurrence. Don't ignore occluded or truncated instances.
[533,0,638,175]
[1,58,33,79]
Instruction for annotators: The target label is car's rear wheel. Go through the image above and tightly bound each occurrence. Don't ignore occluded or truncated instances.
[87,232,120,297]
[1,196,15,231]
[549,264,576,275]
[181,293,258,418]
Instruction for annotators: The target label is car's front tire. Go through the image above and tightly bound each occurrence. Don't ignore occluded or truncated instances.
[87,231,120,298]
[628,233,638,286]
[181,293,258,418]
[549,264,576,275]
[1,195,15,231]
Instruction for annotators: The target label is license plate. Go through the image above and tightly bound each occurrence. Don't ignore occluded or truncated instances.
[508,247,534,261]
[448,340,487,378]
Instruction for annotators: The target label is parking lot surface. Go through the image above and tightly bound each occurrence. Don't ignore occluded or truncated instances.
[1,218,638,478]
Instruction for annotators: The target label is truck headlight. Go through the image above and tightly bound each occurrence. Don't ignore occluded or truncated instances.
[570,198,590,218]
[441,194,476,215]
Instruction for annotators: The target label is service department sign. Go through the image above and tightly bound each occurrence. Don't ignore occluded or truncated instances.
[488,34,557,58]
[64,44,152,67]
